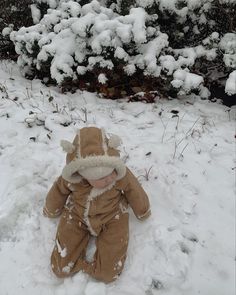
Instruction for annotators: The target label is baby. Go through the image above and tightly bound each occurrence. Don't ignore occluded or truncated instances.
[43,126,151,283]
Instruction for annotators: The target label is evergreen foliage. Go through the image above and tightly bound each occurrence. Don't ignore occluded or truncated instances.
[0,0,33,59]
[2,0,236,102]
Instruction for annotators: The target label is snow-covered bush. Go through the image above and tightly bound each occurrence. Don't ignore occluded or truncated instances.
[0,0,64,59]
[9,0,236,100]
[0,0,33,59]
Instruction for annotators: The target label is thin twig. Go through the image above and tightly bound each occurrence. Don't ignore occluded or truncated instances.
[160,117,168,143]
[178,143,189,159]
[185,117,201,137]
[138,166,153,181]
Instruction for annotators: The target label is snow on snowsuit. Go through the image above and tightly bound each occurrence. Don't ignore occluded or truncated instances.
[44,127,151,283]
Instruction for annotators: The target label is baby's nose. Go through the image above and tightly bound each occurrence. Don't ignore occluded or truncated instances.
[106,175,113,182]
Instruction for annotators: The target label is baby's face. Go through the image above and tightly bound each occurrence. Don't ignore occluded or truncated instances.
[87,170,117,189]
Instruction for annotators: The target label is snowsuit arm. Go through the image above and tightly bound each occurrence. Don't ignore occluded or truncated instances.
[43,176,71,218]
[124,168,151,221]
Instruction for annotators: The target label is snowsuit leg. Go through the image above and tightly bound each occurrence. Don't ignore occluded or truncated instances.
[51,209,90,278]
[86,212,129,283]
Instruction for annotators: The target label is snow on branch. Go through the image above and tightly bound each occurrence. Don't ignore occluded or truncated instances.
[9,0,236,97]
[225,71,236,95]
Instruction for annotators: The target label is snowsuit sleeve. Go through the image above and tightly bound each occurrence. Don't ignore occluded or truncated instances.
[124,168,151,221]
[43,176,71,218]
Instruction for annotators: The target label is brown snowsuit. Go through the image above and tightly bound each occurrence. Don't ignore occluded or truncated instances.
[44,127,151,283]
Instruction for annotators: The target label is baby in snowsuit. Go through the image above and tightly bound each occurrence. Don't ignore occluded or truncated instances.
[44,127,151,283]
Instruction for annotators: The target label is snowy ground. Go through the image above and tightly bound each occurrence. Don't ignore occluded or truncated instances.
[0,60,235,295]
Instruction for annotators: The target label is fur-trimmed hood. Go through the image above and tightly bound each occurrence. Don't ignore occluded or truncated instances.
[61,127,126,183]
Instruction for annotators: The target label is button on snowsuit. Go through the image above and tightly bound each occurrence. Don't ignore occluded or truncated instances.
[44,127,151,283]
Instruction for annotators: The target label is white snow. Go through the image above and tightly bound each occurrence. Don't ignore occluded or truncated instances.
[56,239,67,258]
[114,47,129,61]
[98,73,108,84]
[84,281,106,295]
[219,33,236,68]
[11,0,234,92]
[225,71,236,95]
[171,69,204,92]
[31,4,42,24]
[129,8,147,44]
[2,25,14,37]
[0,60,235,295]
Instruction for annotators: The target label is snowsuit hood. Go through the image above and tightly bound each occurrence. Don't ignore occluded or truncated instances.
[61,127,126,183]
